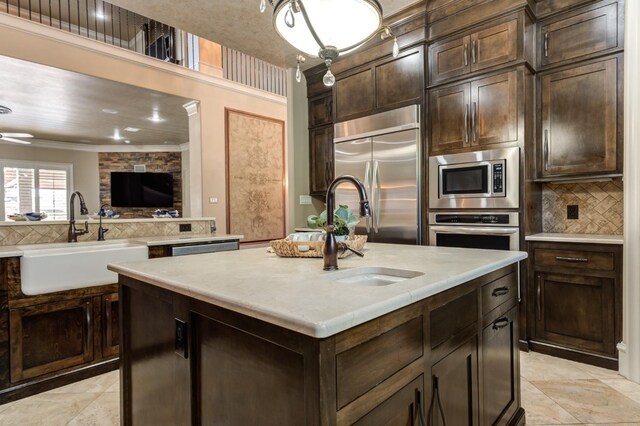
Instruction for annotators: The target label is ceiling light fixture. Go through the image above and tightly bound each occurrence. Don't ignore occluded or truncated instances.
[111,129,122,141]
[124,127,141,132]
[148,110,165,123]
[101,108,118,114]
[261,0,398,87]
[124,140,131,144]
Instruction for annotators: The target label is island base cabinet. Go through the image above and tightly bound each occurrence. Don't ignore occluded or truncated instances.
[119,265,523,426]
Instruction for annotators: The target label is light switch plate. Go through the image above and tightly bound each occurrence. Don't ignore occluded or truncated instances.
[299,195,312,205]
[209,197,219,204]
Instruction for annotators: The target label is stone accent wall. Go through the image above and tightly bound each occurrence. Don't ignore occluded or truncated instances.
[0,219,211,246]
[98,152,182,218]
[542,180,623,235]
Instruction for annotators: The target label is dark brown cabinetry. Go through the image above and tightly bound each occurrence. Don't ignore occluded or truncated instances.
[334,47,424,122]
[539,55,622,178]
[309,124,334,196]
[539,0,623,69]
[430,69,522,154]
[101,293,119,358]
[528,242,622,369]
[428,16,523,85]
[9,298,94,383]
[120,264,523,425]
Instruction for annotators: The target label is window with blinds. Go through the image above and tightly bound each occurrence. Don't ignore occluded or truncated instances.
[1,161,72,221]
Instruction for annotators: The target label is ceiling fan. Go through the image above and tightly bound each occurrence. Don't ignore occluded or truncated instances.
[0,133,33,144]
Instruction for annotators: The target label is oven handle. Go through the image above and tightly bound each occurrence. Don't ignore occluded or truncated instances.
[429,226,519,235]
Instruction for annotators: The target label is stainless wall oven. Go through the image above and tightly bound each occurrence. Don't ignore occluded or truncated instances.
[428,212,520,251]
[429,147,520,209]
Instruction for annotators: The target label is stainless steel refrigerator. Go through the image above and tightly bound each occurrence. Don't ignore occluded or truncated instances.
[333,105,421,245]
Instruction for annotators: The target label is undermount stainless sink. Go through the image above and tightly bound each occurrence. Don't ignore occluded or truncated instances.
[329,267,423,287]
[19,242,148,295]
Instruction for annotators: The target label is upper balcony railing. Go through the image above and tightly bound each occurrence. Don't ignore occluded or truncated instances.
[1,0,287,96]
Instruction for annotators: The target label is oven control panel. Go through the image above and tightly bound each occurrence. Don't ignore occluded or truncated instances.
[434,214,511,225]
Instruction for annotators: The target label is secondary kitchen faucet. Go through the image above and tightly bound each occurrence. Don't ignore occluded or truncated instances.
[323,175,371,271]
[97,204,111,241]
[68,191,89,242]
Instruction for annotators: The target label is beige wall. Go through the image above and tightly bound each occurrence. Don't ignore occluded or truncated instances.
[0,15,287,233]
[0,144,100,213]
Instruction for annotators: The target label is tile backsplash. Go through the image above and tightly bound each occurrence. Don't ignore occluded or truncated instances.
[0,219,211,246]
[542,180,623,235]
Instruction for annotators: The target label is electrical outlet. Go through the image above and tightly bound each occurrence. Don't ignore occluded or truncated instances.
[209,197,219,204]
[567,205,579,220]
[299,195,312,205]
[179,224,192,232]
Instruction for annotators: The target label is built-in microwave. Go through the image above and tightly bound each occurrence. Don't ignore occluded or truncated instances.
[429,147,520,209]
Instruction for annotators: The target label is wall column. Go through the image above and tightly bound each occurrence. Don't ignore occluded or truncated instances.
[183,100,203,218]
[620,0,640,383]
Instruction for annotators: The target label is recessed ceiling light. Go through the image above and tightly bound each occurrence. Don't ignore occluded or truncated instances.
[111,129,122,141]
[124,140,131,144]
[124,127,140,132]
[101,108,118,114]
[148,110,165,123]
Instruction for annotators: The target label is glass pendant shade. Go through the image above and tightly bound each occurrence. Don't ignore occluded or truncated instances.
[273,0,383,57]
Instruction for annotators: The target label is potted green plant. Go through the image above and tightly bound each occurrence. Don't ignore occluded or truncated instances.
[307,205,360,240]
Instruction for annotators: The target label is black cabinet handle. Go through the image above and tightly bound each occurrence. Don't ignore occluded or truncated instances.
[85,301,92,354]
[555,256,588,263]
[492,317,510,330]
[427,376,446,426]
[536,275,542,322]
[414,389,427,426]
[491,286,509,297]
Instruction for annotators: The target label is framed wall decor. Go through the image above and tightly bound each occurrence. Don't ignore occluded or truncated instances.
[225,109,286,243]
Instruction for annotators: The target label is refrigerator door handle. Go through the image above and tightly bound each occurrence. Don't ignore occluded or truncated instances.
[373,160,381,233]
[364,160,372,232]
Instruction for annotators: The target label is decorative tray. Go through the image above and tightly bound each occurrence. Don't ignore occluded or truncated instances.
[270,235,367,258]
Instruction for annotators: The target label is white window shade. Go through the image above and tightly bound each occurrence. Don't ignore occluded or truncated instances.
[1,161,72,221]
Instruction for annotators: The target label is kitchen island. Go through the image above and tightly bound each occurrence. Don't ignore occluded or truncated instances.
[109,243,527,425]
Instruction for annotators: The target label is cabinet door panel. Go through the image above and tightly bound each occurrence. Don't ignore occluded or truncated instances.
[541,58,618,176]
[309,125,334,196]
[471,20,518,72]
[471,70,519,148]
[483,307,518,426]
[541,2,620,67]
[102,293,119,358]
[9,298,94,383]
[534,272,615,355]
[309,94,333,127]
[353,375,424,426]
[429,36,471,84]
[335,69,374,121]
[429,336,478,426]
[375,49,424,110]
[429,83,470,154]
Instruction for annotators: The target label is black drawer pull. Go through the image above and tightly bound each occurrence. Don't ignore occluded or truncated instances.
[492,318,510,330]
[491,286,509,297]
[556,256,588,263]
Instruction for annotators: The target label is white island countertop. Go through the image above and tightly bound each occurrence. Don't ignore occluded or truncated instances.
[108,243,527,338]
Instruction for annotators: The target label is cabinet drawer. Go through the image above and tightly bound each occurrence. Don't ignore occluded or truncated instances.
[430,289,477,349]
[336,316,423,408]
[482,271,517,315]
[540,1,621,67]
[534,248,614,271]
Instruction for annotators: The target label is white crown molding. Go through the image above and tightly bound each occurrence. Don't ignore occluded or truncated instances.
[15,138,186,153]
[0,13,287,105]
[183,100,200,117]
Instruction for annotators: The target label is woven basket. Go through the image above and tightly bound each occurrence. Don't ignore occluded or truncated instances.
[270,235,368,258]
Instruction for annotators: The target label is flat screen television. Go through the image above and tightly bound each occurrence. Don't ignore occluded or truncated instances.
[111,172,174,208]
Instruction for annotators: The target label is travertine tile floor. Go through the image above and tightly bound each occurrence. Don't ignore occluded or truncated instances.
[0,351,639,425]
